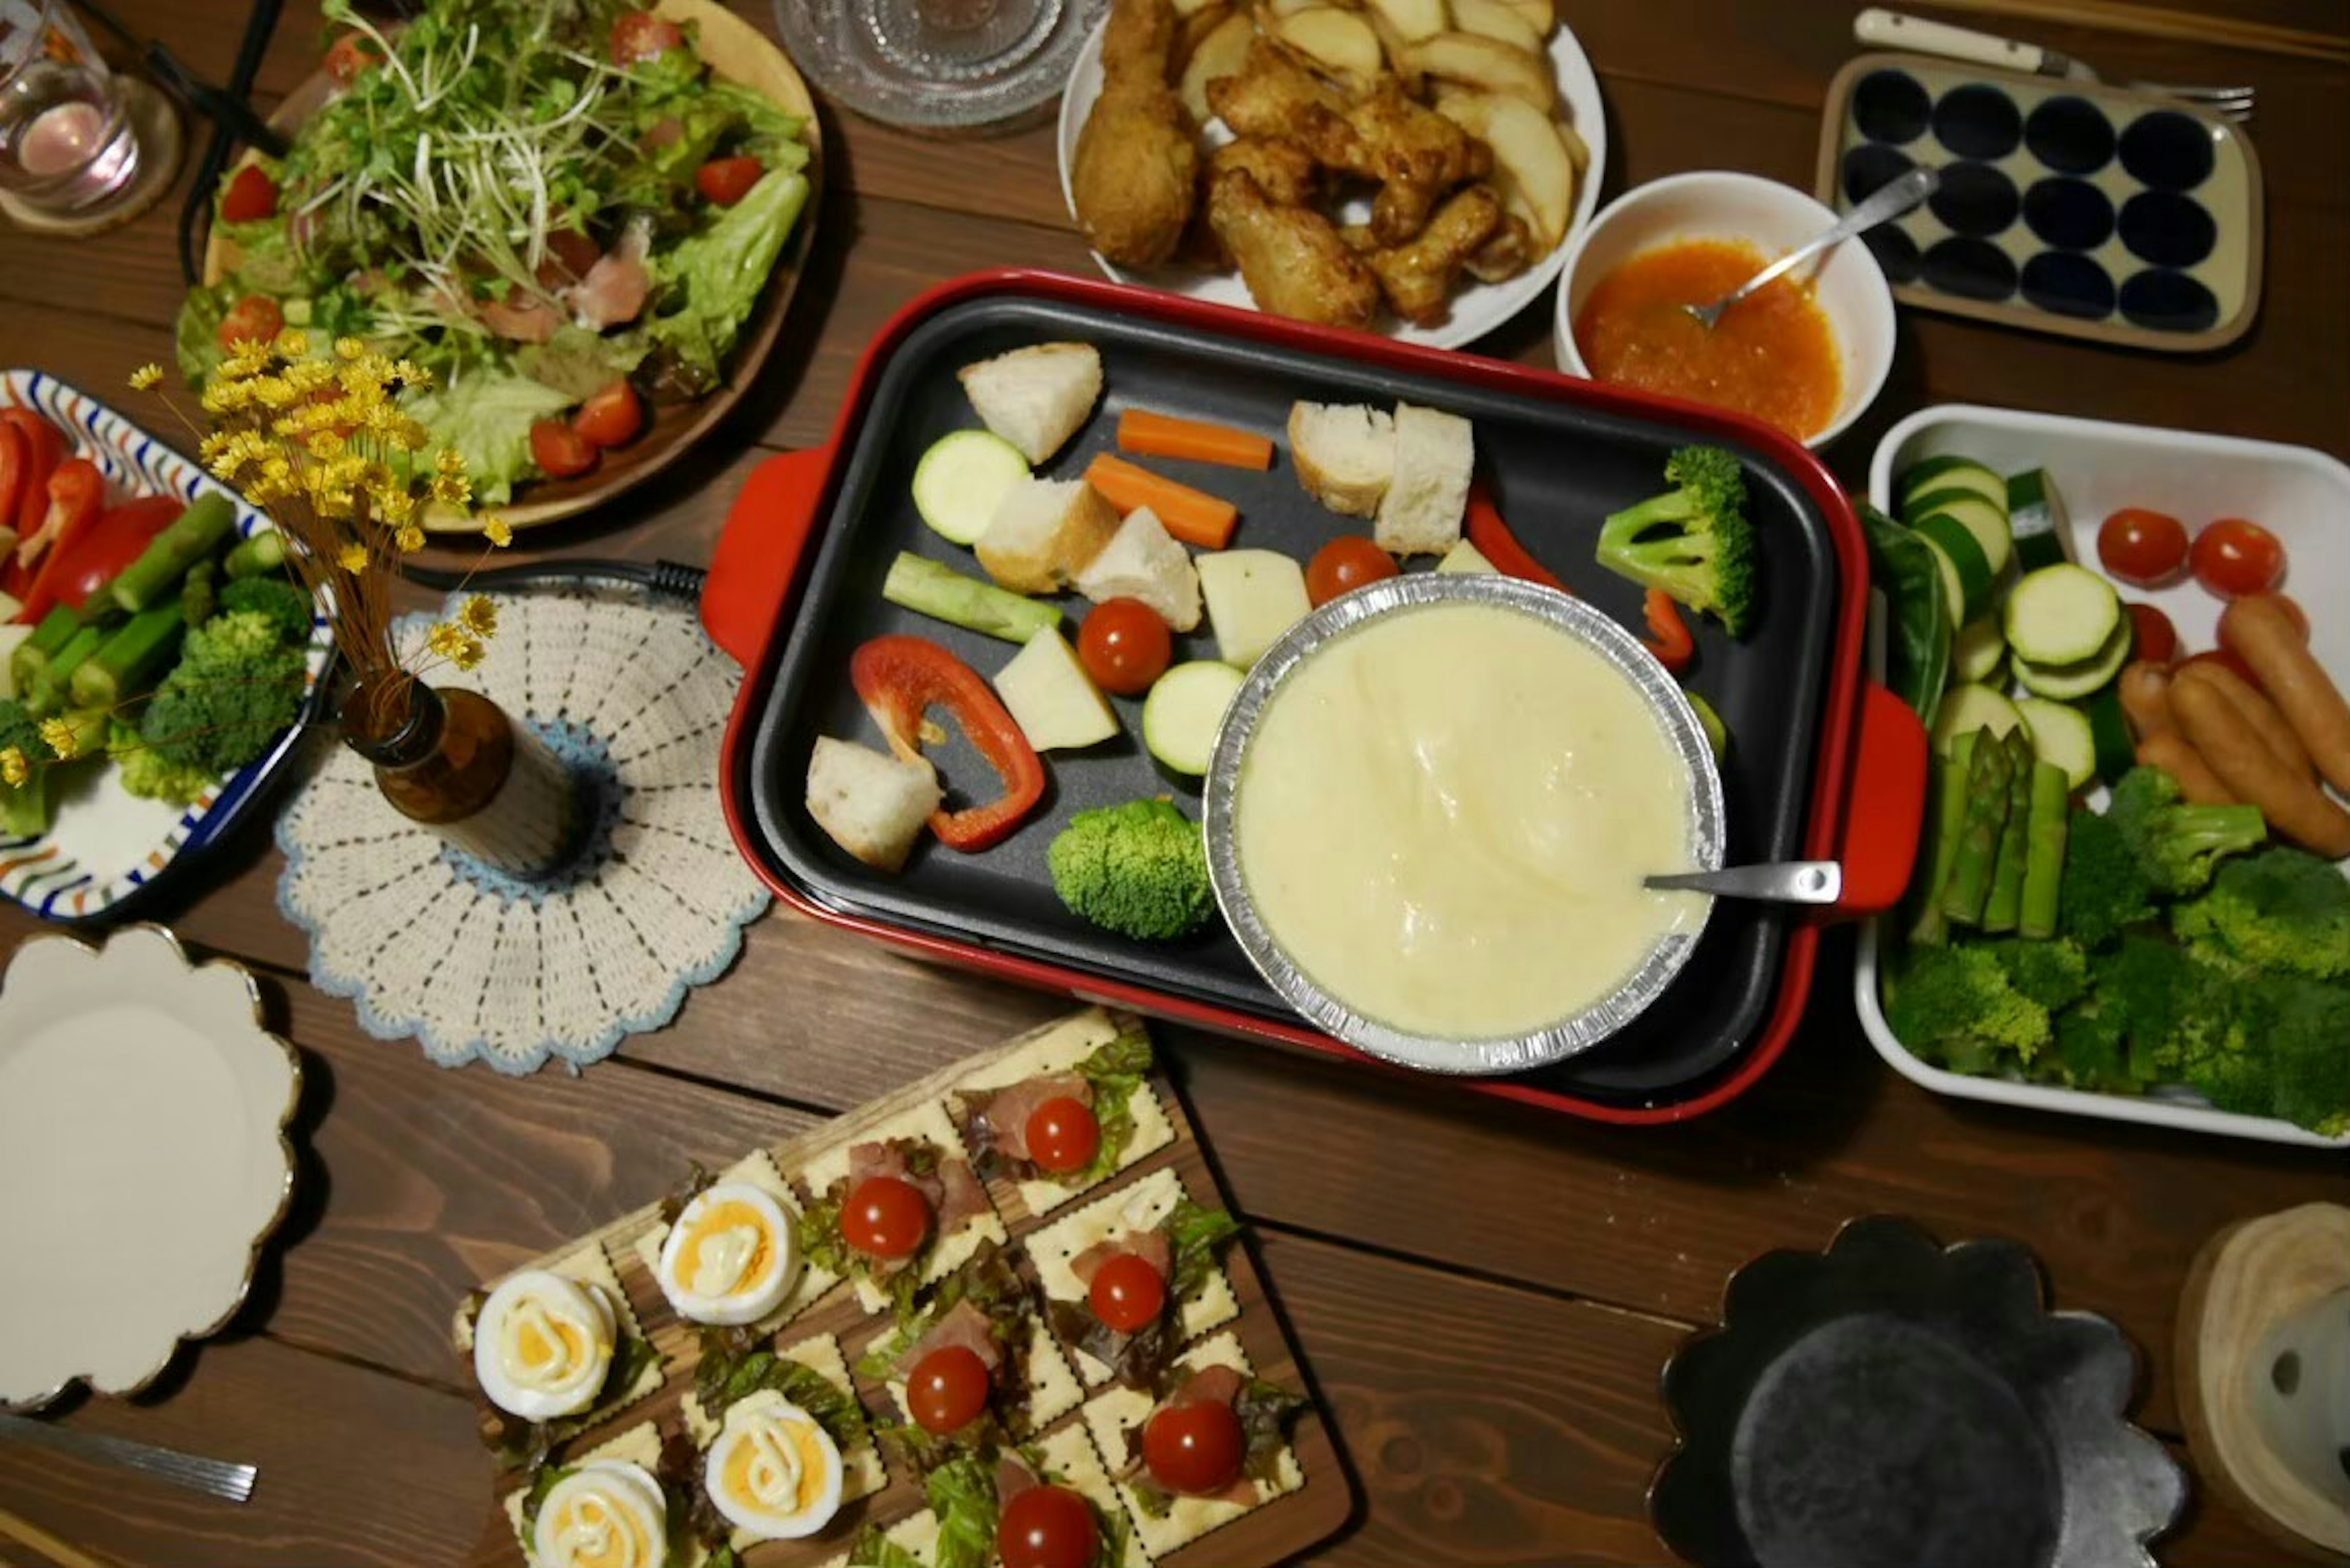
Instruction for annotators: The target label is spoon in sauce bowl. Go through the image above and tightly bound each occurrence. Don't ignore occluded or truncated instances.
[1646,860,1845,905]
[1680,167,1939,330]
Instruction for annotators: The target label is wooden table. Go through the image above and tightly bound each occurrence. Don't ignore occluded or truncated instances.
[2,3,2345,1564]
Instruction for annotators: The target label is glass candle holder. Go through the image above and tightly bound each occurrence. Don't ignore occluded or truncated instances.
[0,0,142,214]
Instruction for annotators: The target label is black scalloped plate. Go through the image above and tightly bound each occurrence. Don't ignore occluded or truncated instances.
[1651,1216,2184,1568]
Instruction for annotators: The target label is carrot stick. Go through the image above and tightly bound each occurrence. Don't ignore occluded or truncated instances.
[1084,454,1239,550]
[1116,408,1276,471]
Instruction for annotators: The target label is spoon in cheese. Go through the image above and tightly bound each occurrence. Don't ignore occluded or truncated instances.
[1646,860,1843,905]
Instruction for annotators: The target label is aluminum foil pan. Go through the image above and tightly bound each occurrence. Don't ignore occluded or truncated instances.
[1202,573,1726,1076]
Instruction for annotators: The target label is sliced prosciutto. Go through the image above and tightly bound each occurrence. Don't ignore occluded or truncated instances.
[1070,1227,1171,1286]
[892,1297,1001,1381]
[479,285,560,343]
[844,1138,990,1248]
[569,225,651,330]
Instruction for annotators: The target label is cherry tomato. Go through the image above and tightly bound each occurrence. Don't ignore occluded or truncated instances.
[2124,603,2177,667]
[2095,507,2188,588]
[906,1345,991,1435]
[841,1174,930,1260]
[695,155,765,207]
[997,1484,1099,1568]
[220,165,278,224]
[1024,1096,1100,1176]
[1141,1399,1244,1496]
[608,10,684,65]
[2188,517,2286,599]
[1076,599,1172,696]
[1304,536,1399,607]
[528,419,599,480]
[572,380,644,449]
[324,31,382,86]
[1088,1253,1168,1335]
[217,294,283,351]
[2182,648,2261,690]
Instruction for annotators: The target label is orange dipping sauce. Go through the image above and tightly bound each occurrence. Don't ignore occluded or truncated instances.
[1575,239,1843,442]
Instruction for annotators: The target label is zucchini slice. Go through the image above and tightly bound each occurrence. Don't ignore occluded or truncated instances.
[2004,563,2120,666]
[1912,491,2013,578]
[1953,616,2007,684]
[2079,685,2136,783]
[1930,682,2025,755]
[1911,513,1996,623]
[2016,697,2096,790]
[2012,616,2132,701]
[1900,456,2006,517]
[912,429,1031,547]
[1141,661,1245,777]
[2006,468,2073,573]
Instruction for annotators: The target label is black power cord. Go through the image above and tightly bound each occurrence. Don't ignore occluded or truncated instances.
[396,558,708,603]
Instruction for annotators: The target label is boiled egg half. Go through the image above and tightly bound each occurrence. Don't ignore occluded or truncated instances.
[473,1268,617,1422]
[704,1389,845,1540]
[657,1181,801,1326]
[531,1459,670,1568]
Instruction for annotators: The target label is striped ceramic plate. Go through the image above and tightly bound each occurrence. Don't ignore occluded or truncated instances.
[1,370,329,922]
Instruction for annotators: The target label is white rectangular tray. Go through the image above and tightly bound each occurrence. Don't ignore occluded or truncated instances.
[1854,402,2350,1150]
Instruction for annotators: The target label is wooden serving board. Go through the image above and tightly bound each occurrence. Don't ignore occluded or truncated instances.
[454,1008,1350,1568]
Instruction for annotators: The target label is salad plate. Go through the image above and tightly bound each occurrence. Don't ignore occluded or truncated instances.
[195,0,822,533]
[0,926,302,1411]
[0,370,331,925]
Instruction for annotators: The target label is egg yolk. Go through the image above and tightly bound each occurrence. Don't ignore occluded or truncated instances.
[552,1493,651,1568]
[678,1201,773,1297]
[505,1297,596,1381]
[723,1417,827,1515]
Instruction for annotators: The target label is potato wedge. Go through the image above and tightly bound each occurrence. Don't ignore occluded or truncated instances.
[1261,0,1326,15]
[1450,0,1546,58]
[1180,12,1257,126]
[1436,91,1573,248]
[1400,32,1555,111]
[1553,108,1592,174]
[1501,0,1555,35]
[1360,0,1446,45]
[1272,8,1387,92]
[1176,0,1233,65]
[1169,0,1224,14]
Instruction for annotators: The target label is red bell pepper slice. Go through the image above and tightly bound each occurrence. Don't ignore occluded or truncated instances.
[1464,483,1570,594]
[0,408,63,542]
[50,495,181,615]
[0,422,25,547]
[12,460,108,625]
[1642,587,1696,673]
[849,634,1046,853]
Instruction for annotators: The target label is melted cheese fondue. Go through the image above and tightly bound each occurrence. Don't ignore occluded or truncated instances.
[1236,603,1707,1040]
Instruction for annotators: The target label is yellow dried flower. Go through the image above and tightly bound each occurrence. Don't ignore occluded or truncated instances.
[436,447,466,476]
[426,622,486,670]
[392,359,432,393]
[482,513,513,548]
[273,329,310,360]
[37,717,78,761]
[395,524,426,553]
[459,595,498,637]
[307,429,348,461]
[0,748,26,788]
[129,363,164,391]
[337,542,370,573]
[334,336,365,360]
[430,471,472,507]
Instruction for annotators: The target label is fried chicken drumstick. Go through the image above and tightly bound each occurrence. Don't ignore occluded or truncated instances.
[1071,0,1198,269]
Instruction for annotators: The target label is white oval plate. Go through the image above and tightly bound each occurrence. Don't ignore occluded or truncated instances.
[0,926,302,1409]
[1056,17,1607,351]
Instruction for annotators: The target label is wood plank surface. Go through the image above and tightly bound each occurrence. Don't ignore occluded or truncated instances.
[4,1,2348,1565]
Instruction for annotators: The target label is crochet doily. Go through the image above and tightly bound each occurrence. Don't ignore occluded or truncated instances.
[276,591,768,1073]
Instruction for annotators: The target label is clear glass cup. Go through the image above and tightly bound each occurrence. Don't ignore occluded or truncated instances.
[0,0,141,214]
[775,0,1103,136]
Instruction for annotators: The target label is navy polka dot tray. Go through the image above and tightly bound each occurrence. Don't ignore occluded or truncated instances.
[1817,54,2262,351]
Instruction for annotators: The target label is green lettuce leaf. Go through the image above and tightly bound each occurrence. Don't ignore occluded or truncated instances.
[924,1454,998,1568]
[848,1528,926,1568]
[176,286,231,386]
[1165,1200,1242,1302]
[406,370,577,505]
[646,166,807,378]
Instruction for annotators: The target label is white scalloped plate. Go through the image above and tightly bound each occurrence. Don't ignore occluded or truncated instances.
[0,926,301,1409]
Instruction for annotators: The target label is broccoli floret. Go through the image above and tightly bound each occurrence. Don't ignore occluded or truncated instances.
[2248,977,2350,1135]
[1046,799,1215,942]
[216,576,313,647]
[2056,805,2157,950]
[139,608,307,777]
[1595,446,1758,637]
[1973,935,2089,1012]
[0,697,58,838]
[1884,943,2051,1071]
[2172,846,2350,980]
[2048,1002,2131,1092]
[2105,766,2267,896]
[2092,935,2248,1081]
[107,720,217,807]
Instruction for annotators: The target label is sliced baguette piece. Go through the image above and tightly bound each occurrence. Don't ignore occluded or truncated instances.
[1288,400,1395,518]
[957,343,1103,465]
[1373,402,1474,556]
[977,477,1121,595]
[1073,506,1203,632]
[805,737,941,873]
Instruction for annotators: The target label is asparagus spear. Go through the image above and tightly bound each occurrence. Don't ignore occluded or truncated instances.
[1940,726,2013,927]
[2018,759,2071,939]
[1908,730,1978,946]
[69,598,184,710]
[10,603,78,695]
[183,559,217,628]
[222,528,287,581]
[108,495,236,615]
[1979,730,2037,933]
[24,625,105,718]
